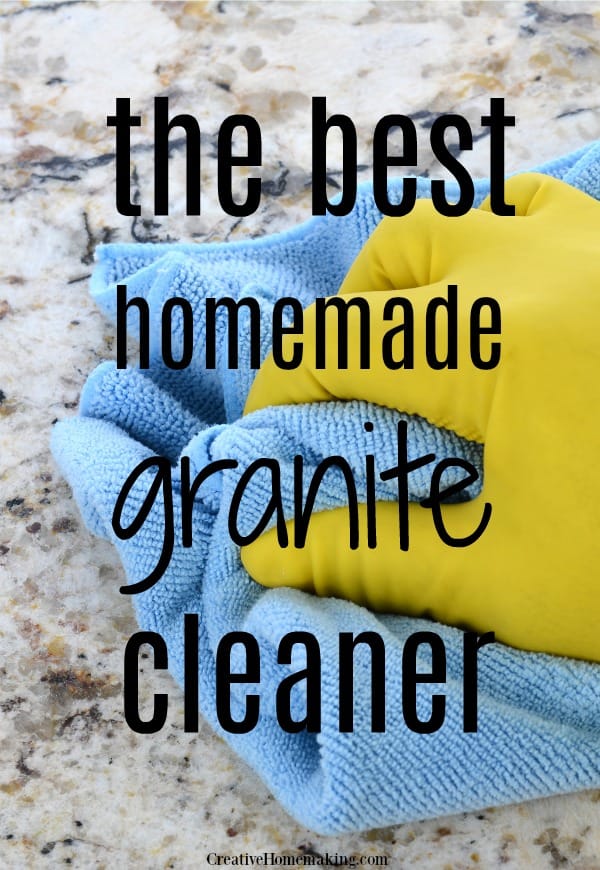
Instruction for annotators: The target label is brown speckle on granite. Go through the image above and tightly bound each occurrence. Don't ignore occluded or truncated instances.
[51,516,78,533]
[533,828,585,868]
[40,668,120,702]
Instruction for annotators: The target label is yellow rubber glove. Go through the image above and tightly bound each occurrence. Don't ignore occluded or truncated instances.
[242,174,600,662]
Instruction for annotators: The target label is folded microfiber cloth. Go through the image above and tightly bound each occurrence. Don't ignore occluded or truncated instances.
[51,141,600,834]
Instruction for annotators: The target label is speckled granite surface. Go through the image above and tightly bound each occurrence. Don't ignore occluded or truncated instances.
[1,1,599,867]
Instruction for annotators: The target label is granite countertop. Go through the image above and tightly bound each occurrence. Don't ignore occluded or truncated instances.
[1,1,599,867]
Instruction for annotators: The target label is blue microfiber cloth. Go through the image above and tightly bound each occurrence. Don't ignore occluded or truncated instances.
[52,141,600,834]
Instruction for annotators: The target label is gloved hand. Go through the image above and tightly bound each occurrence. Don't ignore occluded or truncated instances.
[243,173,600,663]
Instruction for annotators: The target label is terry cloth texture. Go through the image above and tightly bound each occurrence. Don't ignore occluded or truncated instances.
[52,142,600,835]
